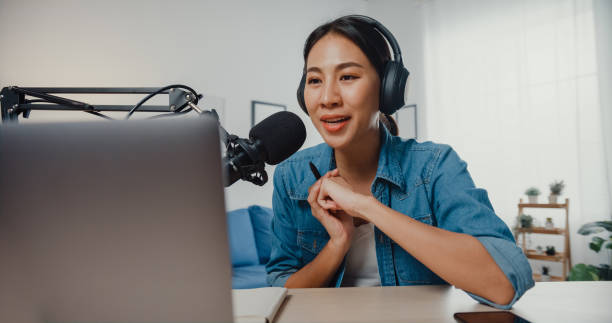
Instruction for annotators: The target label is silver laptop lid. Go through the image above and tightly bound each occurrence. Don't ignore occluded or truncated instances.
[0,117,233,323]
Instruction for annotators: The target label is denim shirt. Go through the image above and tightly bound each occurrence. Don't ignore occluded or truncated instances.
[265,127,534,309]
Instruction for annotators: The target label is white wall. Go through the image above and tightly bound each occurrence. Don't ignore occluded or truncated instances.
[0,0,371,211]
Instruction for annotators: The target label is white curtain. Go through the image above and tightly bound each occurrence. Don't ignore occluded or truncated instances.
[422,0,610,274]
[594,0,612,219]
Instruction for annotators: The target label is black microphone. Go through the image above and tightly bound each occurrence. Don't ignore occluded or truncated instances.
[224,111,306,187]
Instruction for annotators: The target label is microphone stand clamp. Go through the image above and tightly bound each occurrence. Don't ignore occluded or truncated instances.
[225,136,268,186]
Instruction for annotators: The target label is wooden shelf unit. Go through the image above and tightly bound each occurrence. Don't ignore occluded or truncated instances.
[515,198,571,282]
[517,203,568,209]
[525,249,566,262]
[531,273,566,282]
[516,227,566,235]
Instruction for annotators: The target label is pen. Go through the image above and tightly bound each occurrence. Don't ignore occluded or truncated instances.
[309,161,321,180]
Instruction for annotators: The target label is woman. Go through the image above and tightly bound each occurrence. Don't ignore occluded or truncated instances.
[265,15,533,309]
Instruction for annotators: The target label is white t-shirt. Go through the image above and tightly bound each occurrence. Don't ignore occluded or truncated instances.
[340,222,381,287]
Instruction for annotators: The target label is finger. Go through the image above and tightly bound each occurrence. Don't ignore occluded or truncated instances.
[318,198,339,210]
[308,184,325,221]
[313,201,337,226]
[309,200,327,221]
[323,170,336,179]
[319,209,343,233]
[317,194,344,214]
[330,168,340,176]
[319,199,341,211]
[317,179,349,212]
[316,179,331,206]
[308,179,322,204]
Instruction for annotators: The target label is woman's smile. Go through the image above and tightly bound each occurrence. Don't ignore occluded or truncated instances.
[321,114,352,133]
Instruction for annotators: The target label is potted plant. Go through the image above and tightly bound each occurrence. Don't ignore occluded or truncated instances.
[525,187,540,203]
[549,180,565,204]
[518,214,533,228]
[569,221,612,281]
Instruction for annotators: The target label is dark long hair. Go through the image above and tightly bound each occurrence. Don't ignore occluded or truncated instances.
[302,15,391,81]
[379,113,399,136]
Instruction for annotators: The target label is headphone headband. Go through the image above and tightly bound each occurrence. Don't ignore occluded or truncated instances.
[346,15,403,65]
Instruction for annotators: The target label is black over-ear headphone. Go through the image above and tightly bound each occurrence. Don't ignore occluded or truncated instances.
[297,15,410,116]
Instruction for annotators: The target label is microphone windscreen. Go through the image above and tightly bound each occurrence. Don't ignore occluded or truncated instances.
[249,111,306,165]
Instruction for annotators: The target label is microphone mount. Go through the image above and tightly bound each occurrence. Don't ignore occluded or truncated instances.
[225,135,268,186]
[0,86,202,123]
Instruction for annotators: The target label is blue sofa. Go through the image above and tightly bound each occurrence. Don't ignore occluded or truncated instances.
[226,205,274,289]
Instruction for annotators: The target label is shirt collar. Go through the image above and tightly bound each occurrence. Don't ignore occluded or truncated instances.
[373,125,406,191]
[292,125,406,200]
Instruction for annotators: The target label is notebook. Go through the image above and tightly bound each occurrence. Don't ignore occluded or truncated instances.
[233,287,288,323]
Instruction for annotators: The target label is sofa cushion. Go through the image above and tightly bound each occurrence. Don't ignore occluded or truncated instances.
[248,205,274,264]
[226,208,259,267]
[232,265,268,289]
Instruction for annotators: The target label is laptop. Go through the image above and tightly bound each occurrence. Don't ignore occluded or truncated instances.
[0,116,234,323]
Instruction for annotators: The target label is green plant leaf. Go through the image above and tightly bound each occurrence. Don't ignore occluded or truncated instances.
[578,221,612,235]
[569,263,600,281]
[606,242,612,250]
[549,180,565,194]
[525,187,540,196]
[590,236,604,252]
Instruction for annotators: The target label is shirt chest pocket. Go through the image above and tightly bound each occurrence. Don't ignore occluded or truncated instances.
[391,184,434,223]
[297,229,329,265]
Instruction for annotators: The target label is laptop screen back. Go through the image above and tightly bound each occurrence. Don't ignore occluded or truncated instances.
[0,117,233,323]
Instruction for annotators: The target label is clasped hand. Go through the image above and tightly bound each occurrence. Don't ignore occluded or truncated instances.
[307,169,372,254]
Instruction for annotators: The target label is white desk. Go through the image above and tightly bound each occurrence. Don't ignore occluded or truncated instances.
[272,282,612,323]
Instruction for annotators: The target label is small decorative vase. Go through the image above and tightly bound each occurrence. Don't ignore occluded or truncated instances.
[545,217,554,229]
[548,194,558,204]
[528,195,538,204]
[542,266,551,281]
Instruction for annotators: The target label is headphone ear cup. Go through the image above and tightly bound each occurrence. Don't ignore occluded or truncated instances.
[380,62,410,115]
[297,74,308,114]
